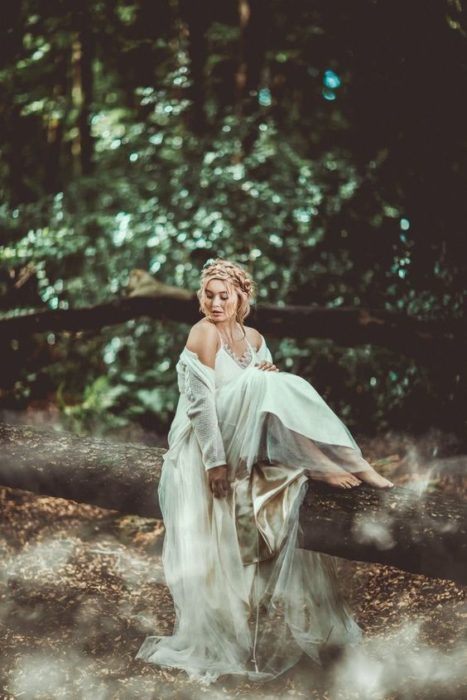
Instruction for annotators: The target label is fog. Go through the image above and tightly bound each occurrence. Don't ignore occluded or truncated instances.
[0,415,465,698]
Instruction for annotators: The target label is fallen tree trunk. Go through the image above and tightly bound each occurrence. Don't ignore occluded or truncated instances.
[1,292,465,368]
[0,423,465,585]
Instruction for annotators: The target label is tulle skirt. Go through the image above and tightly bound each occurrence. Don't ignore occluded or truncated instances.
[135,367,365,683]
[217,365,377,480]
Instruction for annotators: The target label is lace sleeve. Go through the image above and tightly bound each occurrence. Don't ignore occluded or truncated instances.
[183,362,227,471]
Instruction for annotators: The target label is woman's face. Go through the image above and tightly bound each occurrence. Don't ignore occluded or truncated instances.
[203,278,238,321]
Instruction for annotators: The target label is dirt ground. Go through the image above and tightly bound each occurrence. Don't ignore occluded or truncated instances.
[0,432,466,700]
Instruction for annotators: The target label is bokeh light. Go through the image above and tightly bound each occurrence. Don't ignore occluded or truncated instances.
[323,69,341,89]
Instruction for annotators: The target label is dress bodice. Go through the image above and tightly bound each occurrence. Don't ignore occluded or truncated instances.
[214,333,263,388]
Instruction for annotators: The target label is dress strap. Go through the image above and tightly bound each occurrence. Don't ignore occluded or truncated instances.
[213,323,224,349]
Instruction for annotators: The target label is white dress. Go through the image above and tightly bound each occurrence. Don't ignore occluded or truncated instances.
[135,331,369,683]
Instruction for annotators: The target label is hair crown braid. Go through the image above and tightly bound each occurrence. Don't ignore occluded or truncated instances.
[197,258,255,327]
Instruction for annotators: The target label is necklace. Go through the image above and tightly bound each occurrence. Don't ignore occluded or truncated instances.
[218,325,246,347]
[217,323,252,367]
[217,320,247,345]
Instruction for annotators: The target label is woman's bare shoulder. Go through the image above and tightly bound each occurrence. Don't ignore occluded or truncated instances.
[244,325,264,351]
[185,320,219,367]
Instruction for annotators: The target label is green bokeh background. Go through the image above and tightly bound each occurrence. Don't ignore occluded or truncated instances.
[1,0,465,443]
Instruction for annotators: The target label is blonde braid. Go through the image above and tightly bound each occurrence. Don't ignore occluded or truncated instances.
[197,258,256,329]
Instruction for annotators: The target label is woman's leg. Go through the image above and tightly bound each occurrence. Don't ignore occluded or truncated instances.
[321,445,394,489]
[301,438,394,489]
[351,469,393,488]
[301,438,362,489]
[264,416,393,490]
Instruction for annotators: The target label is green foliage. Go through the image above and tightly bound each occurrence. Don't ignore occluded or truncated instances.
[0,0,465,439]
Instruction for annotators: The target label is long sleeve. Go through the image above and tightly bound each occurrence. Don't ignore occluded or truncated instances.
[183,362,227,471]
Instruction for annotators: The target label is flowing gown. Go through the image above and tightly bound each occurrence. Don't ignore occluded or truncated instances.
[135,332,371,683]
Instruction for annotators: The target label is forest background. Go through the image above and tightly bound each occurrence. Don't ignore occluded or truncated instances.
[1,2,467,698]
[1,0,466,448]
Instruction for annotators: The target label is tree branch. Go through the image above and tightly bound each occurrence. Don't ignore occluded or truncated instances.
[0,423,465,585]
[1,290,465,367]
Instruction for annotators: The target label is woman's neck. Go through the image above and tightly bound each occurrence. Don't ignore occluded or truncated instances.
[212,318,244,342]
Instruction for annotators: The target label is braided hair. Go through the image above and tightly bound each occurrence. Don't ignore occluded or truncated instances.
[197,258,256,333]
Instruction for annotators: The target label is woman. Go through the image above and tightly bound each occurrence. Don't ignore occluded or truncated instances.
[136,258,393,684]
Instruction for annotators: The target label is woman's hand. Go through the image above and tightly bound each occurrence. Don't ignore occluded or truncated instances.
[255,361,279,372]
[208,465,230,498]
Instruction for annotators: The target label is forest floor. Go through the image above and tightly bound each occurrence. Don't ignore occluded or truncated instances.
[0,431,466,700]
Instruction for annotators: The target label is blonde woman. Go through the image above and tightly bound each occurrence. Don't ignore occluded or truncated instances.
[136,258,392,684]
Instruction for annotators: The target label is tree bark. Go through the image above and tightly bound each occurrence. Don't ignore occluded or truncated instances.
[71,0,94,176]
[0,290,465,369]
[179,0,210,133]
[236,0,270,154]
[0,423,465,585]
[0,1,32,203]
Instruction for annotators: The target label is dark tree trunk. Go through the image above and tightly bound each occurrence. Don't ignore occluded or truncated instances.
[0,1,31,203]
[44,54,68,193]
[0,423,465,585]
[236,0,270,154]
[71,1,94,176]
[78,2,94,176]
[179,0,210,133]
[0,289,464,370]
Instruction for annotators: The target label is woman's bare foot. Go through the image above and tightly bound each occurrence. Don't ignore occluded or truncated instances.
[353,469,394,489]
[308,471,362,489]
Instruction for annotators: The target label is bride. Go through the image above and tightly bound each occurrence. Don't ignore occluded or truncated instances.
[136,258,393,683]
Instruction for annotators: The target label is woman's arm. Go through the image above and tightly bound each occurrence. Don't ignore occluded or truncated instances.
[184,322,230,497]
